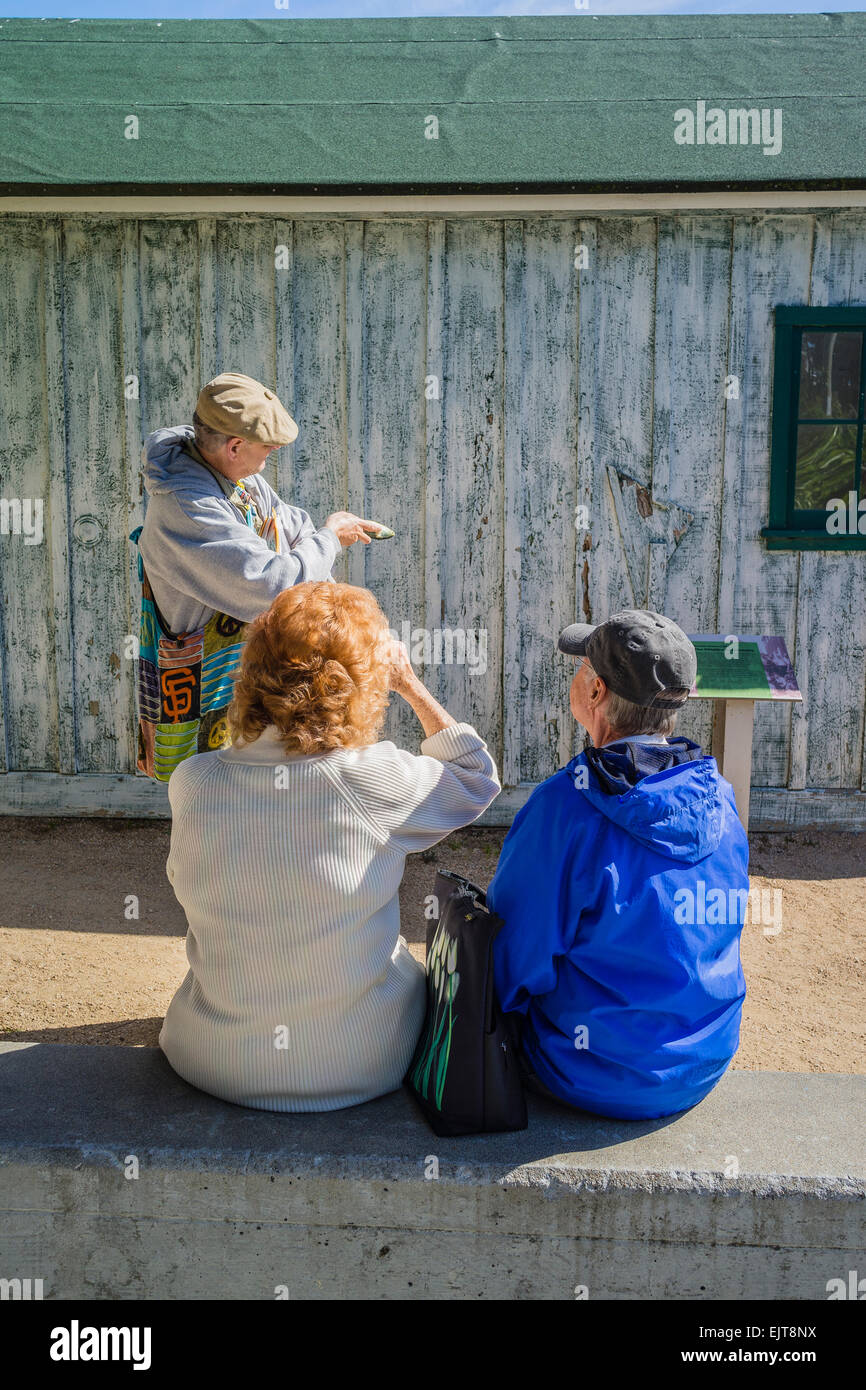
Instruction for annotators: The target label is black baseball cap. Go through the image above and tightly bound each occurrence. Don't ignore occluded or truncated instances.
[558,609,696,709]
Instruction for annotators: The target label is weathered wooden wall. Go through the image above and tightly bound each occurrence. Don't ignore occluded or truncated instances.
[0,211,864,821]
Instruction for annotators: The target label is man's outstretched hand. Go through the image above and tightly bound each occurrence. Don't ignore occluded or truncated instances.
[324,512,383,547]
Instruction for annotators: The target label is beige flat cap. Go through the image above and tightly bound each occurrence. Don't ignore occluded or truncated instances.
[195,372,298,447]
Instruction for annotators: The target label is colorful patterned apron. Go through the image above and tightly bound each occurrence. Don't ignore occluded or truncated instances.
[129,453,281,782]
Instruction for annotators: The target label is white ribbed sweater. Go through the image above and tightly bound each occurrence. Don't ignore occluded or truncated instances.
[160,721,501,1111]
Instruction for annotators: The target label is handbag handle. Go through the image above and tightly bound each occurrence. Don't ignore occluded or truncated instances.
[436,867,487,911]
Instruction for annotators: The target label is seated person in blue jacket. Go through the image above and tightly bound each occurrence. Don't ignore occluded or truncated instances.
[487,610,749,1121]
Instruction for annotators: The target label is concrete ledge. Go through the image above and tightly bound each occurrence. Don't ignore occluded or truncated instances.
[0,1042,863,1300]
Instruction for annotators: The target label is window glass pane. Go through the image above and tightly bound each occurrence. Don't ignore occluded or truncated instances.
[797,331,862,418]
[793,423,858,509]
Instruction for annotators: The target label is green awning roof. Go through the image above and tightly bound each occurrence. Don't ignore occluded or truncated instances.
[0,14,864,193]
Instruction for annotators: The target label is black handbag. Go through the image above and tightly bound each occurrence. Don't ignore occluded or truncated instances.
[404,869,528,1137]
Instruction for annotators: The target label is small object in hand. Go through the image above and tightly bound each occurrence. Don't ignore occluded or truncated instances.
[370,524,395,539]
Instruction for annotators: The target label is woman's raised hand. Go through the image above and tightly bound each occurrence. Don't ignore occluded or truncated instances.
[378,631,456,737]
[381,634,416,694]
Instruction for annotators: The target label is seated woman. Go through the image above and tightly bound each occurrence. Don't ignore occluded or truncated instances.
[159,580,500,1112]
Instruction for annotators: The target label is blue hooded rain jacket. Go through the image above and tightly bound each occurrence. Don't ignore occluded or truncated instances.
[488,738,749,1119]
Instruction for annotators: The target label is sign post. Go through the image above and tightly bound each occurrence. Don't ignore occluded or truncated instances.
[686,635,802,831]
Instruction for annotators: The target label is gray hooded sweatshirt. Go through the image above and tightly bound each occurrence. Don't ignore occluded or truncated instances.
[137,425,341,635]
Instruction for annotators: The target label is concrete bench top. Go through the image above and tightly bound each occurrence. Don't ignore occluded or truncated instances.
[1,1041,863,1197]
[2,1042,864,1298]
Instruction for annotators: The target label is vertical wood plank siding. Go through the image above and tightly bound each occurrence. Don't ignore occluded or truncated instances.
[0,212,864,806]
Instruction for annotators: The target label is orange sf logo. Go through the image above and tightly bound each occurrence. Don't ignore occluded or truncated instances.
[161,667,196,721]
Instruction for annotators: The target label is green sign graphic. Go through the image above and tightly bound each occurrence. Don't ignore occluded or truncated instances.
[692,640,773,699]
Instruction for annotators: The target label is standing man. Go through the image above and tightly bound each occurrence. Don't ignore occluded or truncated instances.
[131,372,381,780]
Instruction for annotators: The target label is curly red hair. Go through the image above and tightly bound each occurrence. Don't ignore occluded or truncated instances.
[227,581,391,755]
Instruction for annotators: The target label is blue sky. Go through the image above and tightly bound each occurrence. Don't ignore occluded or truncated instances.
[1,1,864,17]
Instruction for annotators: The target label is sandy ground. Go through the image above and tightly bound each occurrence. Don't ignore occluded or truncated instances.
[0,817,863,1072]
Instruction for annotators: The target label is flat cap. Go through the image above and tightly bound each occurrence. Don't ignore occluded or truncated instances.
[195,372,298,447]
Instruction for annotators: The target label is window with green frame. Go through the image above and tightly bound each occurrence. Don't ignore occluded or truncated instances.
[763,306,866,550]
